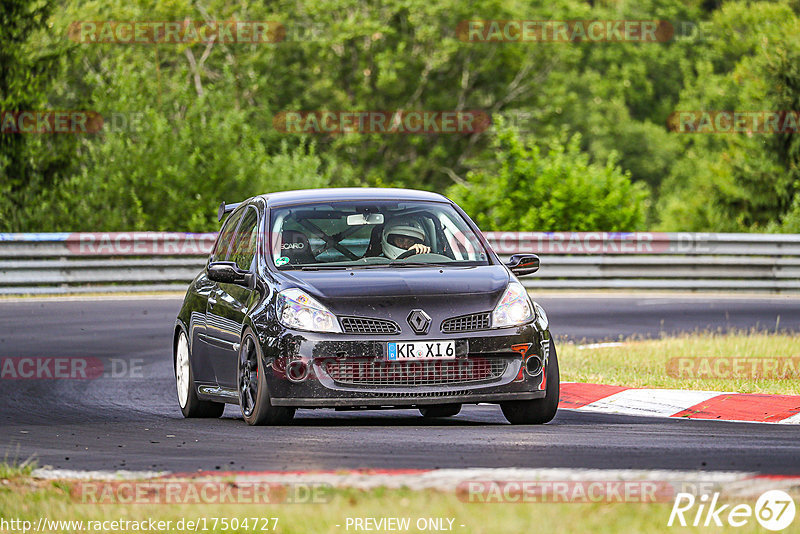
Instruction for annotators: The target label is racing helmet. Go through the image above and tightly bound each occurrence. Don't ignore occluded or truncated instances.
[381,219,426,259]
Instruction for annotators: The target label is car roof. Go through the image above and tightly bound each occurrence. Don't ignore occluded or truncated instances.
[257,188,450,207]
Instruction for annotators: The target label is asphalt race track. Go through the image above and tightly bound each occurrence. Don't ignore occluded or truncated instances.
[1,295,799,475]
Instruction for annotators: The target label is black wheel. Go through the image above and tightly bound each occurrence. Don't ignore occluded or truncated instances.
[238,329,295,426]
[501,340,560,424]
[175,330,225,418]
[419,404,462,418]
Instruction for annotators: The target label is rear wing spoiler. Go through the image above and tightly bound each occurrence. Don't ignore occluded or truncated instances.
[217,201,242,222]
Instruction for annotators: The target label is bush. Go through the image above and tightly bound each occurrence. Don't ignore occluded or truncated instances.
[447,122,649,231]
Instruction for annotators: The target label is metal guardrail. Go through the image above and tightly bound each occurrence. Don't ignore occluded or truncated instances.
[1,231,800,294]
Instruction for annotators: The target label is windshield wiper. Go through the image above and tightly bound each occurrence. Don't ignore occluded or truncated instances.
[298,262,455,270]
[365,261,450,268]
[297,265,352,271]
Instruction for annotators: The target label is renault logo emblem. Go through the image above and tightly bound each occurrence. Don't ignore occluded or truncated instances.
[407,309,431,335]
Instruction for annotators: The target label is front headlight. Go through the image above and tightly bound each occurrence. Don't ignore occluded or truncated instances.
[276,288,342,333]
[492,282,534,328]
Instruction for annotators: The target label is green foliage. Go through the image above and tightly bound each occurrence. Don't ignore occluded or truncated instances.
[0,0,82,231]
[2,0,800,233]
[447,121,649,231]
[657,1,800,232]
[6,0,358,231]
[523,0,701,192]
[779,197,800,233]
[36,123,340,231]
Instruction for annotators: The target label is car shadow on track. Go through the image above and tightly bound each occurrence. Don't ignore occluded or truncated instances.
[207,406,770,429]
[206,404,512,426]
[210,404,549,426]
[215,414,507,426]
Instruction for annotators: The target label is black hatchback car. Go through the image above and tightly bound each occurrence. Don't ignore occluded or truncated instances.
[174,188,558,425]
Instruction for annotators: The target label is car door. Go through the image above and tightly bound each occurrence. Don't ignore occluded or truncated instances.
[206,205,260,388]
[192,207,243,385]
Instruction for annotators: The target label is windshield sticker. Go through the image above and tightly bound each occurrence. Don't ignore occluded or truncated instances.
[275,256,290,266]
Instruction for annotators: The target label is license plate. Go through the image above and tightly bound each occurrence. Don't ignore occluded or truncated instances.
[387,340,456,361]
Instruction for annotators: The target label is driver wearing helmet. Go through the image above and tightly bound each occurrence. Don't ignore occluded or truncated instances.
[381,219,431,259]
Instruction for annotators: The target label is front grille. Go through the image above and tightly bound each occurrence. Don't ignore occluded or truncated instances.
[369,390,471,398]
[323,358,507,386]
[340,317,400,335]
[441,312,491,333]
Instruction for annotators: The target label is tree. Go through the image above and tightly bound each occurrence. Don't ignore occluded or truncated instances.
[0,0,78,231]
[657,1,800,231]
[447,120,649,231]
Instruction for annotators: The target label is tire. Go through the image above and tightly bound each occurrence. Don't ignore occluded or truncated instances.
[500,340,560,425]
[419,404,462,418]
[238,328,295,426]
[175,330,225,418]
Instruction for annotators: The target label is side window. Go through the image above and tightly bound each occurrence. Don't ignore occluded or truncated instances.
[211,208,244,262]
[229,208,259,271]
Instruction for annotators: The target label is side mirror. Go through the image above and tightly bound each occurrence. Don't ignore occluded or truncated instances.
[207,261,256,289]
[505,254,540,276]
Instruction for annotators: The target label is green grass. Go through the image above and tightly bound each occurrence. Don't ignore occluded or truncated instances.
[0,475,788,534]
[559,331,800,394]
[0,457,36,479]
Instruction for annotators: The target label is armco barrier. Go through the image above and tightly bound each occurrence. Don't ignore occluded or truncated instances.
[1,232,799,294]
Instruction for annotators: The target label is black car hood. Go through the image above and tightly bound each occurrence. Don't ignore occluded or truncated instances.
[276,265,510,320]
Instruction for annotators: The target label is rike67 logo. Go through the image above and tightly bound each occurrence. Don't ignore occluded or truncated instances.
[669,490,796,531]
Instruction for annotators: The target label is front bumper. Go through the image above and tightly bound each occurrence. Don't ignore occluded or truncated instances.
[261,322,551,408]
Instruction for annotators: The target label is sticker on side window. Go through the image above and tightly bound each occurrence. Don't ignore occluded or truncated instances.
[275,256,290,266]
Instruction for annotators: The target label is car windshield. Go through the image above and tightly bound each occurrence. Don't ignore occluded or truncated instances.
[268,200,490,270]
